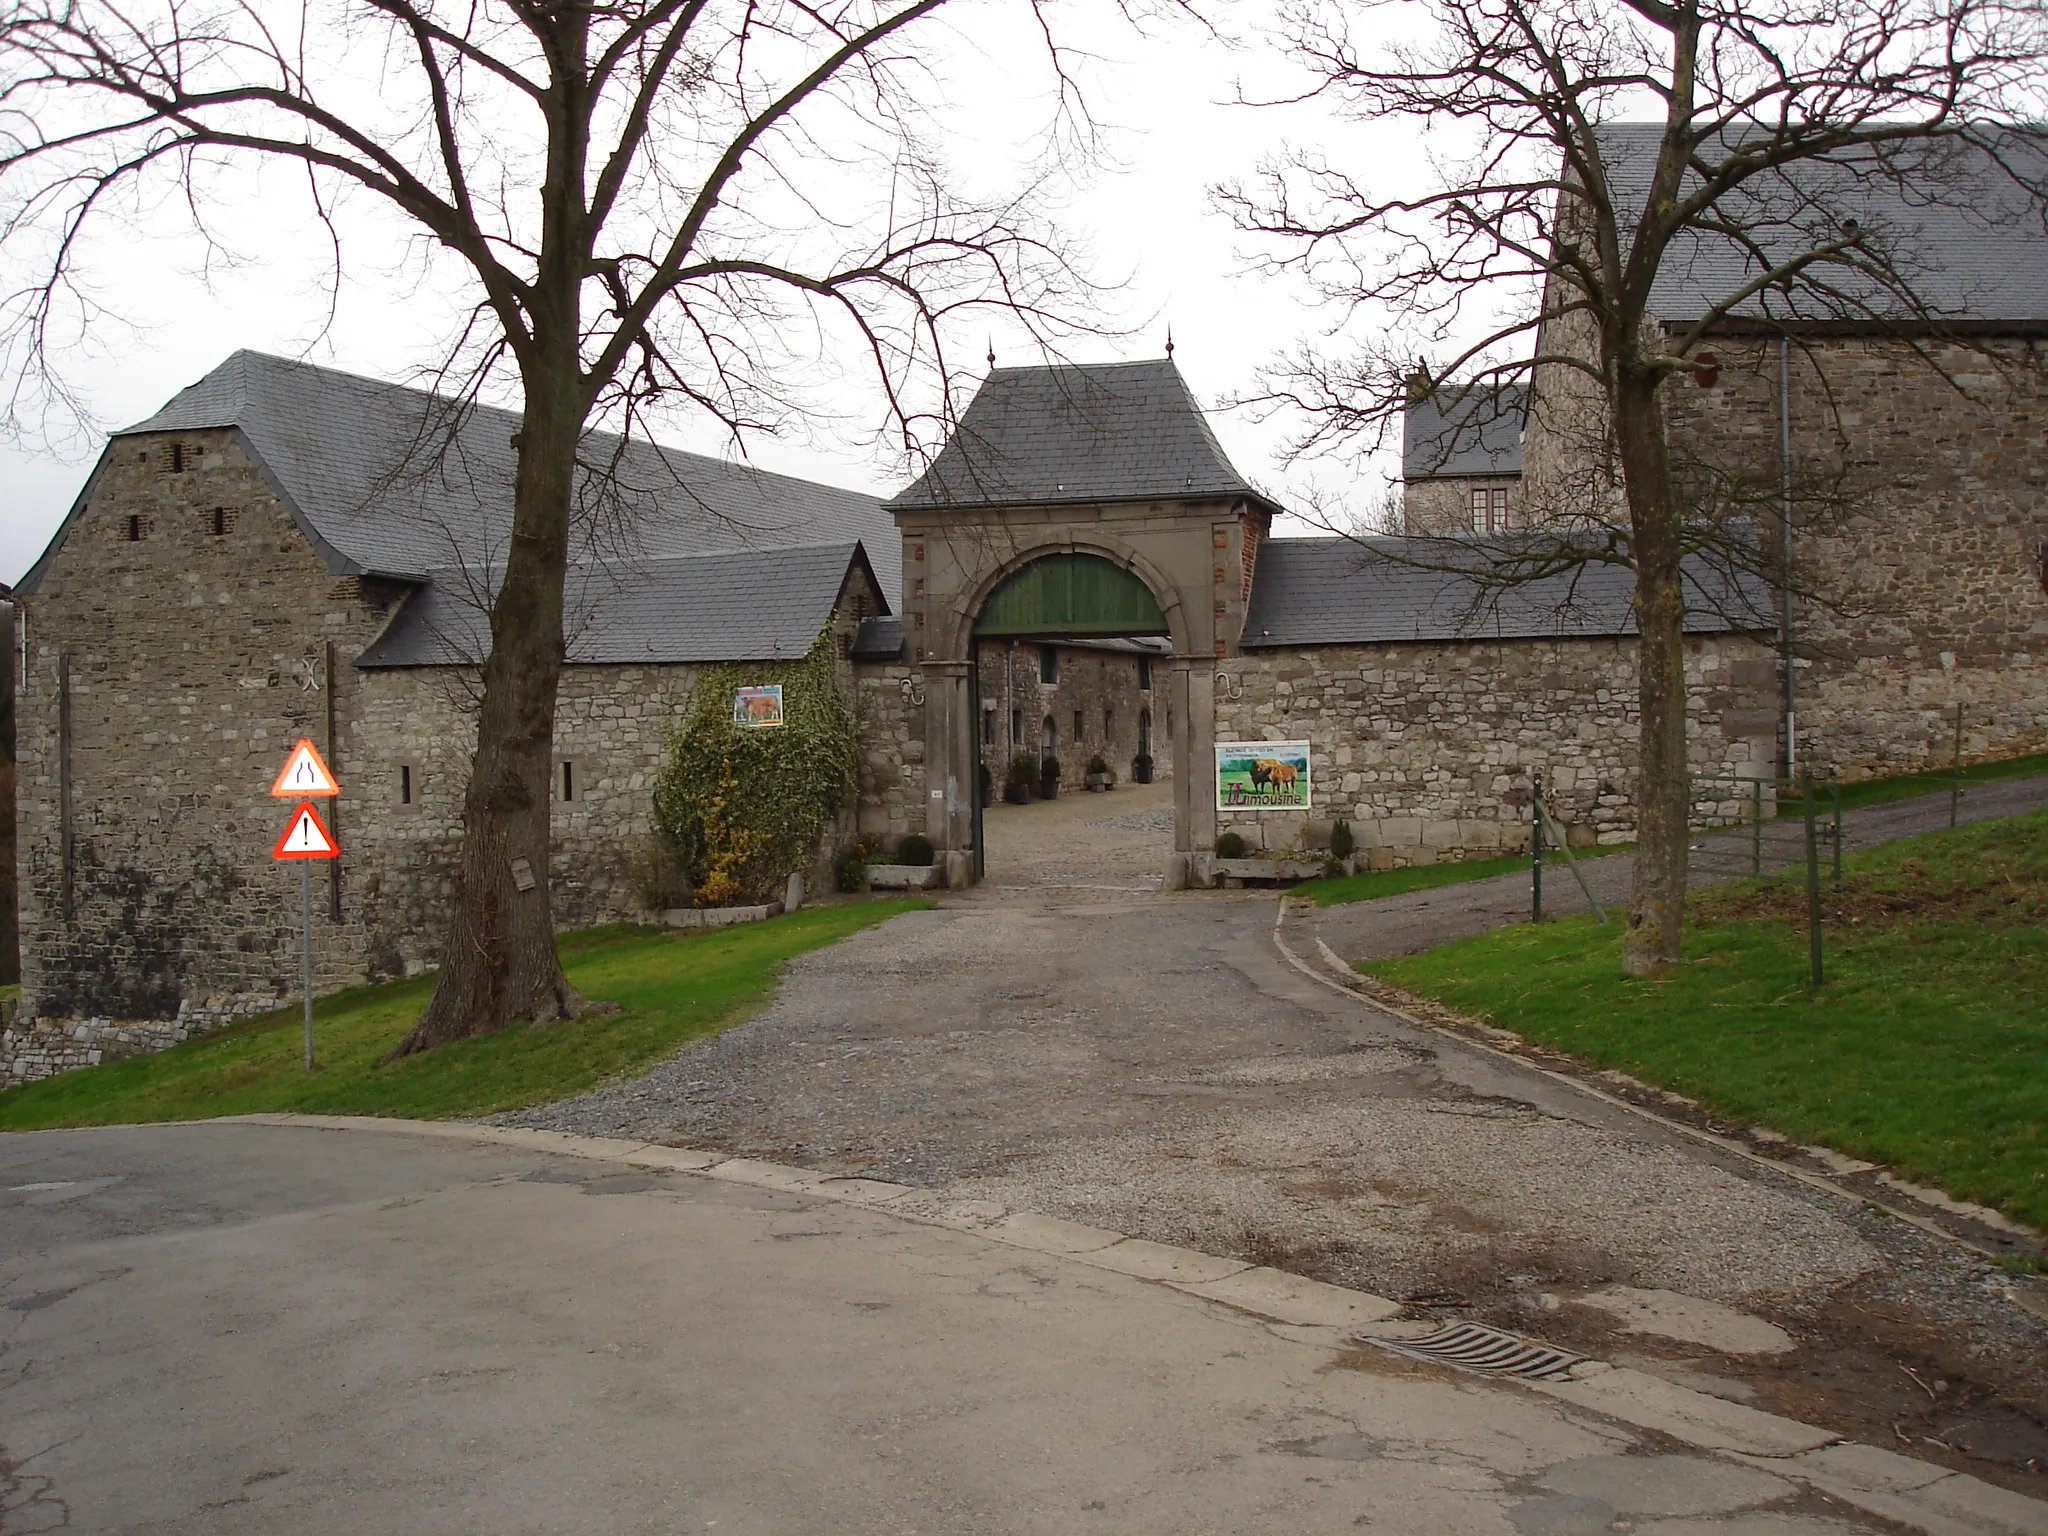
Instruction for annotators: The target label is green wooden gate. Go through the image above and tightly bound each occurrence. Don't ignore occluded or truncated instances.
[974,554,1167,637]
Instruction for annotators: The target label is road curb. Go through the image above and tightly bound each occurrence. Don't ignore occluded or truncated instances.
[212,1110,2045,1536]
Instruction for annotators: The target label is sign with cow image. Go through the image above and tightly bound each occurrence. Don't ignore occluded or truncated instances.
[731,684,785,729]
[1215,741,1312,811]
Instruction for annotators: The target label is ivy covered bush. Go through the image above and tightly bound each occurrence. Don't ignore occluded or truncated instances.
[653,627,857,906]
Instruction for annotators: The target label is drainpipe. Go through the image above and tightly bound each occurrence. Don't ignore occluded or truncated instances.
[1006,640,1016,766]
[1778,335,1797,781]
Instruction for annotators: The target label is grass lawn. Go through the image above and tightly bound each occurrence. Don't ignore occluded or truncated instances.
[1296,841,1628,907]
[1366,811,2048,1230]
[0,900,926,1132]
[1294,748,2048,907]
[1827,748,2048,814]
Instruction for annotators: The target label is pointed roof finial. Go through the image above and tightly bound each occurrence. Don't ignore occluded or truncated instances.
[986,337,996,371]
[1165,327,1176,359]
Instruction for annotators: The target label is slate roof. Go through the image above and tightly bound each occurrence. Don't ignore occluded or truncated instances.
[1595,124,2048,327]
[357,542,879,667]
[38,349,901,602]
[887,359,1282,515]
[1402,384,1527,480]
[1241,535,1772,647]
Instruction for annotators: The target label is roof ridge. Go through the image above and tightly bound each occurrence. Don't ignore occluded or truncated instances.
[118,348,887,505]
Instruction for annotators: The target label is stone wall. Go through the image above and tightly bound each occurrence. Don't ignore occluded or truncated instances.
[1662,336,2048,777]
[1401,476,1525,535]
[1217,633,1779,864]
[854,659,928,849]
[13,424,900,1075]
[15,426,399,1028]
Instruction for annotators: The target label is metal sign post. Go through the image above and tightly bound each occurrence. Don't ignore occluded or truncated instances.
[271,740,341,1070]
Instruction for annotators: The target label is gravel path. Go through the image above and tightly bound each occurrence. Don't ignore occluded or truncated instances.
[512,888,1888,1312]
[502,775,2048,1491]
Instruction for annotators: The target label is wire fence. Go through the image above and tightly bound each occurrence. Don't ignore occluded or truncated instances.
[1530,770,1846,986]
[1523,709,2043,989]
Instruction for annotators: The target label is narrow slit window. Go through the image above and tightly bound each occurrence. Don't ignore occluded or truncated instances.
[1074,708,1084,741]
[560,761,575,802]
[400,765,414,805]
[209,507,235,536]
[1138,655,1152,691]
[1010,708,1022,749]
[170,442,189,474]
[123,514,148,542]
[1038,645,1058,684]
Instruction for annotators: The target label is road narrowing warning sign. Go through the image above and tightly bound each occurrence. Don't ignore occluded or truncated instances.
[270,737,340,798]
[273,800,340,860]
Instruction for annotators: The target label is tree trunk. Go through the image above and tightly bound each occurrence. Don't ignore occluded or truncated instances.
[392,373,588,1055]
[1615,364,1691,976]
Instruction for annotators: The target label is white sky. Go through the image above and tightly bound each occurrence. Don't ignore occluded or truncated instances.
[0,4,1410,586]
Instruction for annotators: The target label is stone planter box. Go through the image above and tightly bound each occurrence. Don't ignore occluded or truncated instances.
[1212,856,1331,886]
[865,863,940,890]
[659,903,779,929]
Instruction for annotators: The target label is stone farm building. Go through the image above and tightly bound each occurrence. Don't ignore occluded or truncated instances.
[8,221,2045,1073]
[1403,128,2048,778]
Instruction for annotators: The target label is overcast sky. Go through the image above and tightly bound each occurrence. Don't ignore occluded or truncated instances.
[0,4,1416,586]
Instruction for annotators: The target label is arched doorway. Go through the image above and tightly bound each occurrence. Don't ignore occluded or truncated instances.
[964,551,1181,885]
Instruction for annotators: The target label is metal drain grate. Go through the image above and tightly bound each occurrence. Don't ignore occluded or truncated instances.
[1360,1322,1588,1380]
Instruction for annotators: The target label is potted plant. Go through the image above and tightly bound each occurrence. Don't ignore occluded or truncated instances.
[1084,754,1113,792]
[1131,752,1154,784]
[1038,753,1062,800]
[1005,752,1037,805]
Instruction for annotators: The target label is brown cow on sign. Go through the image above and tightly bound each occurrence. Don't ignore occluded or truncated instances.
[1253,759,1299,796]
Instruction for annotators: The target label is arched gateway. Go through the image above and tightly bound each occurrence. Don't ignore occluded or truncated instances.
[883,358,1282,888]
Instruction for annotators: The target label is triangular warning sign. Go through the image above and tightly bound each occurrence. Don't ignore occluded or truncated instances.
[270,737,339,797]
[273,800,340,860]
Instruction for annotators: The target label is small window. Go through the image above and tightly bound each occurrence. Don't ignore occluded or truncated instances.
[1138,655,1152,691]
[1039,645,1058,684]
[1491,487,1509,528]
[1010,708,1023,749]
[208,507,236,536]
[400,765,415,805]
[123,513,149,542]
[170,442,190,474]
[1042,715,1057,753]
[1074,708,1084,741]
[560,761,576,802]
[1105,708,1113,741]
[982,709,997,746]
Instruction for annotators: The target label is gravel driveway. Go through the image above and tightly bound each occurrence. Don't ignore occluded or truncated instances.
[506,779,2048,1494]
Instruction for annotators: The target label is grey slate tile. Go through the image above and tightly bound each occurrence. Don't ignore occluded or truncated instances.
[888,359,1278,512]
[1242,535,1772,647]
[117,350,902,604]
[356,542,875,667]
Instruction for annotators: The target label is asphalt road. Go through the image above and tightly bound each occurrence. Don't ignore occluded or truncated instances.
[0,1121,1909,1535]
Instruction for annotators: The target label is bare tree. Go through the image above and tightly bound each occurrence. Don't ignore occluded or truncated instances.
[1222,0,2048,974]
[0,0,1102,1052]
